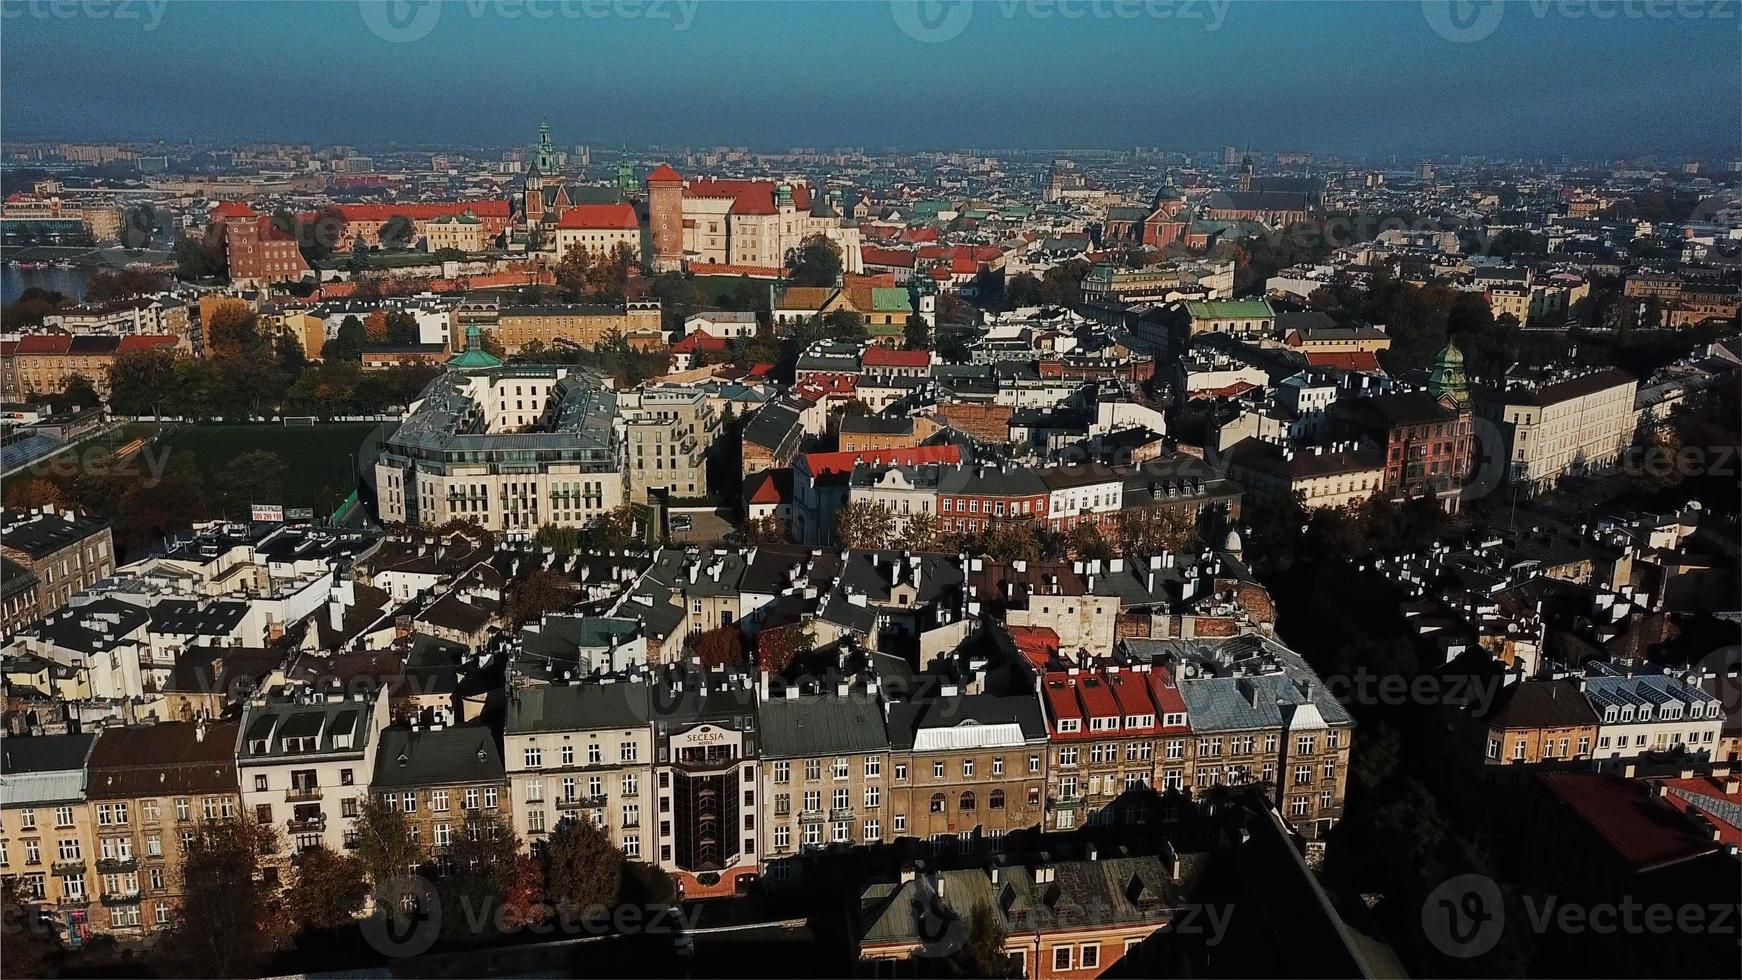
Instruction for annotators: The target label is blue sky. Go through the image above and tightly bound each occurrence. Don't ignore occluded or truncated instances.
[2,0,1735,158]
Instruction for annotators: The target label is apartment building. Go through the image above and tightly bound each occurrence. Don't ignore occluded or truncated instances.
[1224,438,1387,511]
[1328,390,1472,511]
[1469,679,1599,766]
[83,719,241,935]
[883,631,1049,853]
[503,680,653,851]
[486,301,662,354]
[1129,636,1354,842]
[235,685,391,863]
[760,676,892,883]
[618,384,719,503]
[368,723,510,860]
[1581,670,1724,761]
[0,733,98,941]
[1,507,116,619]
[552,203,640,262]
[1041,664,1191,831]
[648,667,761,899]
[1471,369,1639,491]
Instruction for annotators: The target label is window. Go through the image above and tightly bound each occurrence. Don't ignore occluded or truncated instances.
[525,779,544,803]
[465,788,480,811]
[432,790,450,812]
[894,764,908,781]
[484,787,498,809]
[58,838,81,861]
[865,786,881,809]
[620,742,637,763]
[893,814,906,833]
[959,792,976,811]
[435,824,453,848]
[1053,946,1073,971]
[929,793,945,813]
[991,757,1004,776]
[864,757,881,778]
[989,790,1005,809]
[527,809,546,834]
[524,746,542,768]
[932,761,945,778]
[1029,755,1041,774]
[774,761,791,783]
[55,806,74,827]
[1080,944,1100,969]
[774,826,790,850]
[833,757,849,780]
[254,774,269,792]
[865,820,880,842]
[588,743,603,765]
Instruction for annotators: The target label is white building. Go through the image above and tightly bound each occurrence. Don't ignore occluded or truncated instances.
[235,684,392,860]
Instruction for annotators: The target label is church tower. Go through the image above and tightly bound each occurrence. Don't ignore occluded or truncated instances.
[525,121,558,227]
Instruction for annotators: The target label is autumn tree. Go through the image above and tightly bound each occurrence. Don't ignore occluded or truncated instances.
[216,449,287,510]
[1065,522,1114,561]
[741,514,789,545]
[505,568,576,627]
[352,793,425,909]
[204,303,262,360]
[895,511,942,553]
[3,478,66,510]
[157,819,285,978]
[500,854,548,931]
[544,815,624,913]
[363,309,390,343]
[756,621,816,674]
[835,501,896,550]
[1114,506,1196,556]
[688,625,744,669]
[578,504,640,552]
[556,245,594,300]
[379,215,416,249]
[976,520,1045,563]
[284,844,369,933]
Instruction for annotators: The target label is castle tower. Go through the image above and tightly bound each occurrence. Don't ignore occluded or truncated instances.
[647,163,685,273]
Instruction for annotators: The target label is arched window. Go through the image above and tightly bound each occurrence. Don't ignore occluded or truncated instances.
[989,790,1005,810]
[929,793,945,813]
[960,792,977,811]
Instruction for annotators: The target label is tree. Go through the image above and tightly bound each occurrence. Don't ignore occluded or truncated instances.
[787,234,843,286]
[1004,272,1043,309]
[3,478,66,510]
[556,245,594,300]
[85,268,164,303]
[284,845,369,933]
[500,854,548,930]
[379,215,416,249]
[352,794,425,908]
[1114,507,1196,556]
[157,819,284,978]
[835,501,896,550]
[578,504,641,552]
[949,901,1020,978]
[204,303,264,360]
[506,568,575,627]
[45,373,100,413]
[2,287,69,329]
[1,877,61,980]
[108,347,182,415]
[975,520,1045,563]
[1065,522,1114,561]
[384,311,421,345]
[896,511,942,553]
[902,313,932,351]
[216,449,287,510]
[689,625,744,669]
[436,810,523,943]
[173,237,223,281]
[534,523,581,553]
[544,816,624,913]
[331,315,366,361]
[741,514,789,545]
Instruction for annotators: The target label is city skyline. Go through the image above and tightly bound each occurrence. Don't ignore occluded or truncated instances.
[3,1,1737,159]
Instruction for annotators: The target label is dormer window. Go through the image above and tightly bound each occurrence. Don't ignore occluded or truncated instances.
[1637,706,1652,721]
[1604,706,1617,723]
[248,739,269,754]
[1125,715,1141,728]
[333,732,353,750]
[1058,719,1080,733]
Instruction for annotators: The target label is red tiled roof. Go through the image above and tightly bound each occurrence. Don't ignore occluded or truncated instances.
[647,163,683,183]
[15,334,73,354]
[555,202,639,230]
[1305,351,1382,372]
[688,263,784,279]
[307,200,513,223]
[210,201,257,219]
[746,468,792,505]
[118,334,180,352]
[1007,625,1060,670]
[1539,772,1725,872]
[1652,776,1742,848]
[1043,679,1084,727]
[862,346,928,369]
[861,246,917,268]
[1106,670,1159,720]
[800,444,961,479]
[685,179,811,216]
[793,372,858,400]
[672,331,729,354]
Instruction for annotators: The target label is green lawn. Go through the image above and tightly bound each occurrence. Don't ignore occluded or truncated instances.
[155,423,380,516]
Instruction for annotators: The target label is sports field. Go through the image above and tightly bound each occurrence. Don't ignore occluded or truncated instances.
[154,422,380,515]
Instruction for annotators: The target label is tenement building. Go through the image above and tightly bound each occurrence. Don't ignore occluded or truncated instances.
[369,722,511,865]
[375,365,626,533]
[1471,369,1640,491]
[503,679,654,853]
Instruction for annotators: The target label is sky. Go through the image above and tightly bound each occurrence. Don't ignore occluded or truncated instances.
[2,0,1736,159]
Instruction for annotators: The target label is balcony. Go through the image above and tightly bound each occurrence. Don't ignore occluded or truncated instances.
[555,795,607,810]
[797,809,824,824]
[100,891,141,907]
[285,786,323,803]
[95,858,136,874]
[1050,795,1086,810]
[50,860,84,875]
[829,807,855,822]
[55,895,90,909]
[287,815,327,833]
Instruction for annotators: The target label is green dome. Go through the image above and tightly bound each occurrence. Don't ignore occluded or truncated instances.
[1428,339,1468,404]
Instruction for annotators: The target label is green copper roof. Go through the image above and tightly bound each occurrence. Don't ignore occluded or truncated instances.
[870,287,912,312]
[1428,340,1468,404]
[449,325,503,370]
[1185,298,1275,319]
